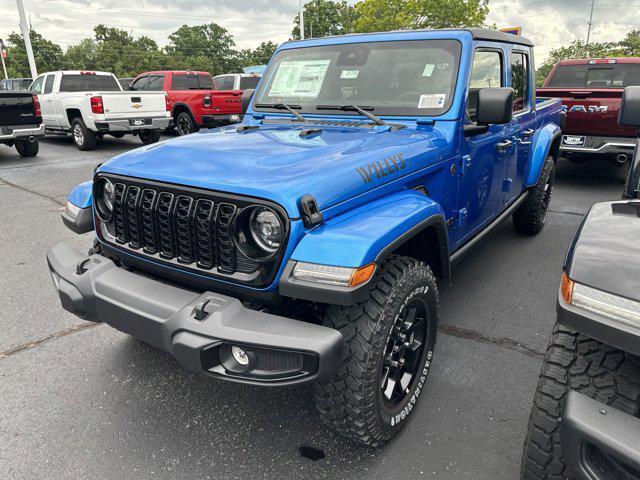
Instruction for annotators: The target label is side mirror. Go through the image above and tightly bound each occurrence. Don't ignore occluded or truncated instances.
[618,86,640,129]
[241,88,255,115]
[477,87,514,125]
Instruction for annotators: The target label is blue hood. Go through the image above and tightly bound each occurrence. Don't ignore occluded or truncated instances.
[99,123,439,218]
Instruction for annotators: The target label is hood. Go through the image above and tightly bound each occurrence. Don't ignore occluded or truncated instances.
[99,122,439,217]
[568,201,640,302]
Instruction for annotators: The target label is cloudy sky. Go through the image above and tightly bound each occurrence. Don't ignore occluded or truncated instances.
[0,0,638,63]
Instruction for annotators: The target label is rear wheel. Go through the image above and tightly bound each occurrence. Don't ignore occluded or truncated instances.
[139,129,161,145]
[175,112,195,136]
[513,157,555,235]
[71,118,97,151]
[313,255,438,446]
[15,138,39,157]
[521,323,640,479]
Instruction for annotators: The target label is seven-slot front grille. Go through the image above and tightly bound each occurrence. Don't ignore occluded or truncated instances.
[98,176,274,278]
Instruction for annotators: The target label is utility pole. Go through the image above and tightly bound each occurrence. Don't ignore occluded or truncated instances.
[299,0,305,40]
[586,0,595,45]
[16,0,38,78]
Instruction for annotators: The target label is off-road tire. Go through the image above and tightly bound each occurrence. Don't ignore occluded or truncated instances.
[175,112,195,136]
[71,118,97,151]
[521,323,640,479]
[139,129,161,145]
[513,156,555,235]
[313,255,439,446]
[15,138,39,157]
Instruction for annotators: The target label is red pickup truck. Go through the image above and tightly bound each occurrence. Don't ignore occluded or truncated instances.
[129,71,243,135]
[538,58,640,164]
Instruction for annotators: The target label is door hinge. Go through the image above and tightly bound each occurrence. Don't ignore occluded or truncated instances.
[502,178,514,192]
[455,208,468,227]
[459,155,472,176]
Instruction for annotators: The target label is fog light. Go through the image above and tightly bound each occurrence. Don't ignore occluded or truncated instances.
[231,345,249,365]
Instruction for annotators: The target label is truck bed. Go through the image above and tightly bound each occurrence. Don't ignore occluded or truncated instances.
[0,91,40,127]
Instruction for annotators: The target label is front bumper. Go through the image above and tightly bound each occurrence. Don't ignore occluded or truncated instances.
[46,242,343,386]
[94,117,172,133]
[562,391,640,479]
[0,123,45,141]
[560,135,636,156]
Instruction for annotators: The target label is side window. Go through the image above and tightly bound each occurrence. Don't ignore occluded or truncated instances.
[43,74,55,94]
[510,52,530,113]
[146,75,164,91]
[213,76,225,90]
[467,50,503,123]
[31,75,45,95]
[222,76,236,90]
[130,76,148,91]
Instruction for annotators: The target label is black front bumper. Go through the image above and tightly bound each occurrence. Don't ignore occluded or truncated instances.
[562,391,640,479]
[46,242,343,386]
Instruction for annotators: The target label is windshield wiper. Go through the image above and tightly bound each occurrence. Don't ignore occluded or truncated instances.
[254,103,306,122]
[315,104,386,126]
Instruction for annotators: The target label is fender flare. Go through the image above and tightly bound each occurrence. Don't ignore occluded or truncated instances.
[171,102,195,120]
[524,122,562,187]
[67,180,93,208]
[279,191,450,305]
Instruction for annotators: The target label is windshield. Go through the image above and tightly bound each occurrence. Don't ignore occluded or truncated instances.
[547,63,640,88]
[253,39,461,117]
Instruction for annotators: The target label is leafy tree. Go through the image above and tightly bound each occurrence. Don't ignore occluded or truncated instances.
[353,0,488,33]
[166,23,237,75]
[4,30,64,77]
[236,41,278,67]
[292,0,356,39]
[619,30,640,56]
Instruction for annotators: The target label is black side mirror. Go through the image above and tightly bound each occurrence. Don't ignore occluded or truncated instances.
[477,87,514,125]
[241,89,255,115]
[619,86,640,129]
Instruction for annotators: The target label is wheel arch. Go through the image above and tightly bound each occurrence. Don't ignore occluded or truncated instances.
[524,122,562,187]
[172,102,195,120]
[66,108,83,127]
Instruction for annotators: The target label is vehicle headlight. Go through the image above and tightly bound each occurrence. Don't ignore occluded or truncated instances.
[94,178,114,222]
[234,206,284,260]
[562,273,640,327]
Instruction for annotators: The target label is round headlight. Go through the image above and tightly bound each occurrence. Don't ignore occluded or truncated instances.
[95,178,114,221]
[250,208,283,252]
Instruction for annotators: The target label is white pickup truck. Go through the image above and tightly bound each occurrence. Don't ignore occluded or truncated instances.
[212,73,261,91]
[30,70,172,150]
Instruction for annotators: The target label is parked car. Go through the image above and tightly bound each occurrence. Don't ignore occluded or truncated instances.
[30,70,171,150]
[0,90,44,157]
[47,28,563,446]
[1,78,33,91]
[118,77,134,91]
[129,70,242,135]
[538,57,640,165]
[521,88,640,480]
[213,73,262,91]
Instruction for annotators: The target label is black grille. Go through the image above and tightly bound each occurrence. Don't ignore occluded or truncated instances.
[99,176,279,281]
[255,350,303,373]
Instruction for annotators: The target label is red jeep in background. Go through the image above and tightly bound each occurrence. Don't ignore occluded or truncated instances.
[129,71,243,135]
[538,58,640,164]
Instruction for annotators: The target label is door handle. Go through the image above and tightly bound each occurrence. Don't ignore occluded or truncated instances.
[522,129,534,137]
[497,139,513,152]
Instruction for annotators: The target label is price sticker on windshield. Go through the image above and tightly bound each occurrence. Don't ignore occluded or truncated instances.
[268,59,331,98]
[418,94,446,109]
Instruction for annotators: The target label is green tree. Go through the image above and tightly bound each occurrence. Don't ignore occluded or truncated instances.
[353,0,488,33]
[236,41,278,67]
[165,23,237,75]
[4,30,64,77]
[619,30,640,56]
[292,0,356,40]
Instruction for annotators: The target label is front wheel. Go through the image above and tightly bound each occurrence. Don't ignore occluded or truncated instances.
[313,255,438,446]
[139,129,161,145]
[513,156,555,235]
[520,324,640,479]
[15,138,39,157]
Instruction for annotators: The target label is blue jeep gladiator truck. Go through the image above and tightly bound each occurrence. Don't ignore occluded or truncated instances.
[48,28,562,446]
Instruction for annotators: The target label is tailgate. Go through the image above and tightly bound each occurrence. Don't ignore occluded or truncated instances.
[538,87,635,137]
[0,92,38,127]
[101,92,167,118]
[210,90,242,114]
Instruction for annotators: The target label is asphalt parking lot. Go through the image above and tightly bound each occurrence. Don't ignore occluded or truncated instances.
[0,135,628,479]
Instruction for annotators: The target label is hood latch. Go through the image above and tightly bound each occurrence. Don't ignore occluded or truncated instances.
[299,194,323,228]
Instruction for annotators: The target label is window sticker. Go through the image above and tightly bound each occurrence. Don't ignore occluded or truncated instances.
[422,64,435,77]
[340,69,359,79]
[268,59,331,98]
[418,93,446,109]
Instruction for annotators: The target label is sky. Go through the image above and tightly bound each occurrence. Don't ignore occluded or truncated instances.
[0,0,638,64]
